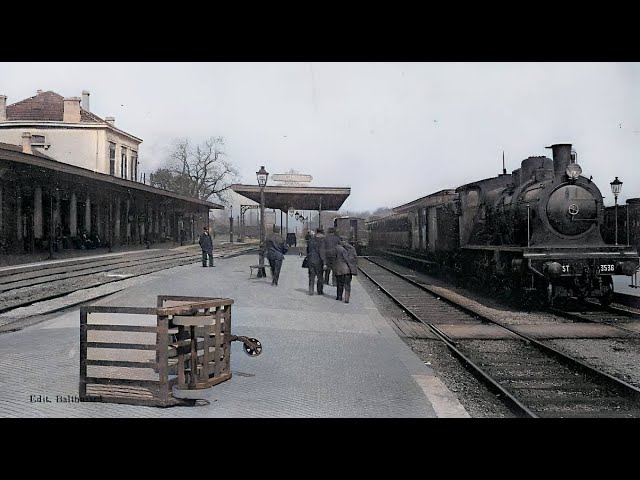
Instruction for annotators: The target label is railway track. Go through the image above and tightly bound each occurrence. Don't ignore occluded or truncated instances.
[549,301,640,336]
[359,256,640,418]
[0,242,257,317]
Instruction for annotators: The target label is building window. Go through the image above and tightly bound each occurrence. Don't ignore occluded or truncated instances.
[121,147,127,179]
[31,135,50,150]
[109,142,116,176]
[131,151,138,182]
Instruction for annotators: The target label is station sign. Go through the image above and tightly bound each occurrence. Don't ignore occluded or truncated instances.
[271,174,313,183]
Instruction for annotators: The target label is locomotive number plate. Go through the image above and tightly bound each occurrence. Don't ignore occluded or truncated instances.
[600,264,615,273]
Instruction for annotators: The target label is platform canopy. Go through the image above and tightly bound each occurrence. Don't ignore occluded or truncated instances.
[230,184,351,212]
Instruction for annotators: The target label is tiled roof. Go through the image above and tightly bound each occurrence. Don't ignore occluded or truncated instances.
[5,91,105,124]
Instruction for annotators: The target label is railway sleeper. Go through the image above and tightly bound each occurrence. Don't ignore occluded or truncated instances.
[508,387,618,399]
[500,377,602,389]
[492,372,584,381]
[469,357,557,367]
[526,396,638,409]
[541,409,640,418]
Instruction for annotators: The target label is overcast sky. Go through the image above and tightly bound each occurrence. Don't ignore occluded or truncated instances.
[2,62,639,213]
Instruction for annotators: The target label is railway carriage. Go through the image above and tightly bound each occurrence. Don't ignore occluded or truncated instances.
[333,216,369,255]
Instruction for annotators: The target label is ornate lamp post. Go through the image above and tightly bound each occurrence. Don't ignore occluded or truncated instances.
[257,166,269,277]
[229,205,234,244]
[294,212,300,244]
[610,176,623,246]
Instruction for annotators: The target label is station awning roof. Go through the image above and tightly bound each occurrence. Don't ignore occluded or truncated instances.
[230,184,351,211]
[0,143,224,209]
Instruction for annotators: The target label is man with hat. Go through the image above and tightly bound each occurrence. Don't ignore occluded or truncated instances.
[306,227,327,295]
[323,226,340,286]
[266,224,289,286]
[199,226,214,267]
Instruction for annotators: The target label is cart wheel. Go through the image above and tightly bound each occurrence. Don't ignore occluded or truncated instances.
[243,338,263,357]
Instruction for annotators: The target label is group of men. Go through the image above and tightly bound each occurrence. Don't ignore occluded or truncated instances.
[304,227,358,303]
[198,224,358,303]
[199,224,290,285]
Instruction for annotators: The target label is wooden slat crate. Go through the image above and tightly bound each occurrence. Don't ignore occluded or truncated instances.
[79,295,235,407]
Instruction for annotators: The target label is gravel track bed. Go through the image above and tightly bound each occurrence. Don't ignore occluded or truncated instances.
[360,256,640,416]
[357,269,517,418]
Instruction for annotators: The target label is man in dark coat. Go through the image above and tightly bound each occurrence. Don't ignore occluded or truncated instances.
[199,226,214,267]
[333,238,358,303]
[306,228,327,295]
[323,227,340,286]
[266,225,289,286]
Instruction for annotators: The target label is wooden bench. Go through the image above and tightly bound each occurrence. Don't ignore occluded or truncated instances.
[249,265,268,278]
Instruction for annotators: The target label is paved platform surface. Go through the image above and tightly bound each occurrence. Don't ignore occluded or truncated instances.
[613,274,640,296]
[0,250,469,418]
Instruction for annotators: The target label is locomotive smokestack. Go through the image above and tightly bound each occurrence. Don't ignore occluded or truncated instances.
[546,143,572,178]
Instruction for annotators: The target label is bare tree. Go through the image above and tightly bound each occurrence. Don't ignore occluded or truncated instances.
[372,206,392,217]
[150,137,240,204]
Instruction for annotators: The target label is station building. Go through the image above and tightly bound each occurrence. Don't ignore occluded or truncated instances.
[0,90,221,255]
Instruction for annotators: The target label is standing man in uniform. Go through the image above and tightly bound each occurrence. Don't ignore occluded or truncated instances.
[199,226,214,267]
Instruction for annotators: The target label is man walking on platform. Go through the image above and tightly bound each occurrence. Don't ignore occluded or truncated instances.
[306,228,327,295]
[199,226,214,267]
[334,238,358,303]
[266,225,289,286]
[323,227,340,286]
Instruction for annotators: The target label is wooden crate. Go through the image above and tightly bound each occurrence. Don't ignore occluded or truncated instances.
[79,295,234,407]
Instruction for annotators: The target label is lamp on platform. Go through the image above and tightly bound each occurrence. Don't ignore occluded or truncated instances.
[610,176,623,245]
[257,166,269,277]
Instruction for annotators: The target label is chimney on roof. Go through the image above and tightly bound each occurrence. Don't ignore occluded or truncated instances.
[22,133,32,154]
[0,95,6,121]
[105,116,115,126]
[63,97,81,123]
[82,90,90,112]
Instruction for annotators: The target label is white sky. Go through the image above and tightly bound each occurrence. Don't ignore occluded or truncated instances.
[2,62,639,212]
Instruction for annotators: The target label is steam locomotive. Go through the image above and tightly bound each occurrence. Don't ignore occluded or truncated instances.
[367,143,639,305]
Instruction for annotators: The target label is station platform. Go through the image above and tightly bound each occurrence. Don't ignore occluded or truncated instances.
[613,273,640,296]
[0,249,469,418]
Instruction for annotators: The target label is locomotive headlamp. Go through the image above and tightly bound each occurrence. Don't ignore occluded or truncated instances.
[565,163,582,180]
[543,261,563,279]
